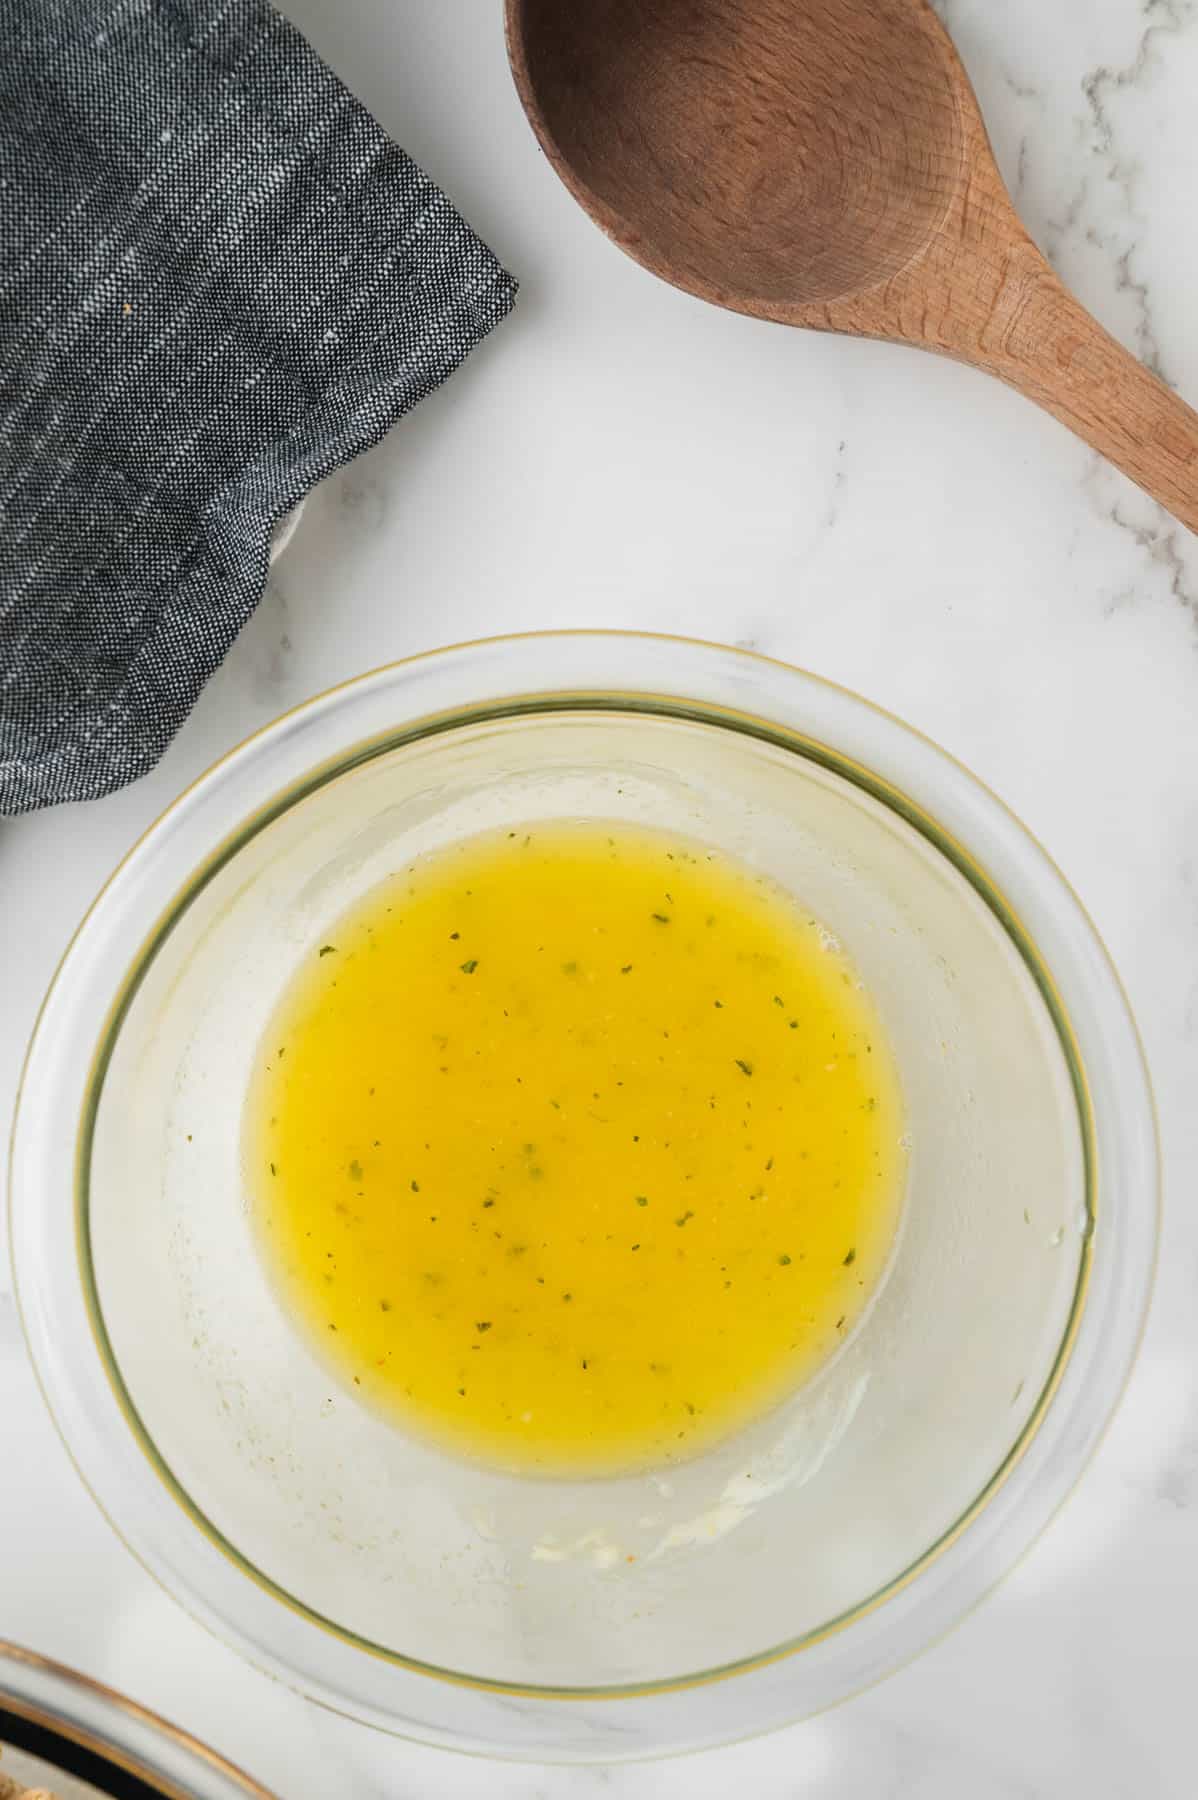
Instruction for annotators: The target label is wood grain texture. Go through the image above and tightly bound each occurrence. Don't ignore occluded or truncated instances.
[507,0,1198,532]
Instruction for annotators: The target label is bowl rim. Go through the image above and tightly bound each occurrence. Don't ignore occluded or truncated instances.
[0,1638,276,1799]
[9,631,1159,1754]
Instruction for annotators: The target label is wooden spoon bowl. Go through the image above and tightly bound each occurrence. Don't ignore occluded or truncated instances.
[507,0,1198,532]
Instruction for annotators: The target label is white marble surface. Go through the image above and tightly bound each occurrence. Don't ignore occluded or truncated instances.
[3,1,1198,1792]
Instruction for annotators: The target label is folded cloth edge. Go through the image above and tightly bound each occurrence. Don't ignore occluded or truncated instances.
[0,0,518,815]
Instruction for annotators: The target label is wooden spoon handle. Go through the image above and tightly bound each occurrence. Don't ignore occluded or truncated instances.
[981,256,1198,532]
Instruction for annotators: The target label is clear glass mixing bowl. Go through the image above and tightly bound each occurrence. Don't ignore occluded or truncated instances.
[9,634,1157,1761]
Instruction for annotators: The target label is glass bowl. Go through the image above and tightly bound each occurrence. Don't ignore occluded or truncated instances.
[0,1639,273,1798]
[9,634,1157,1762]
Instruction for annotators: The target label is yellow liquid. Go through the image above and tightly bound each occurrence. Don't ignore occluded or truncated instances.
[248,824,904,1475]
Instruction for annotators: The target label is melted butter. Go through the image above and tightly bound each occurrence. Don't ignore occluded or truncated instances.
[248,823,904,1475]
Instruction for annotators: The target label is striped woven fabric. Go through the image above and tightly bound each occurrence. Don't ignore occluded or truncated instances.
[0,0,516,812]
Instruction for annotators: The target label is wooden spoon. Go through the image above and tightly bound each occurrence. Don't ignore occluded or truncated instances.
[506,0,1198,532]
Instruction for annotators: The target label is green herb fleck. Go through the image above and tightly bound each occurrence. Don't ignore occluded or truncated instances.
[735,1058,754,1077]
[476,1320,492,1333]
[635,1195,649,1207]
[843,1247,857,1266]
[562,960,579,975]
[410,1179,420,1193]
[651,912,671,924]
[348,1159,363,1182]
[620,964,633,974]
[675,1210,694,1228]
[460,958,479,975]
[778,1253,792,1266]
[318,945,336,957]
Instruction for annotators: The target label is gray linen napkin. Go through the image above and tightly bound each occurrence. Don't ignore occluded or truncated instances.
[0,0,517,813]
